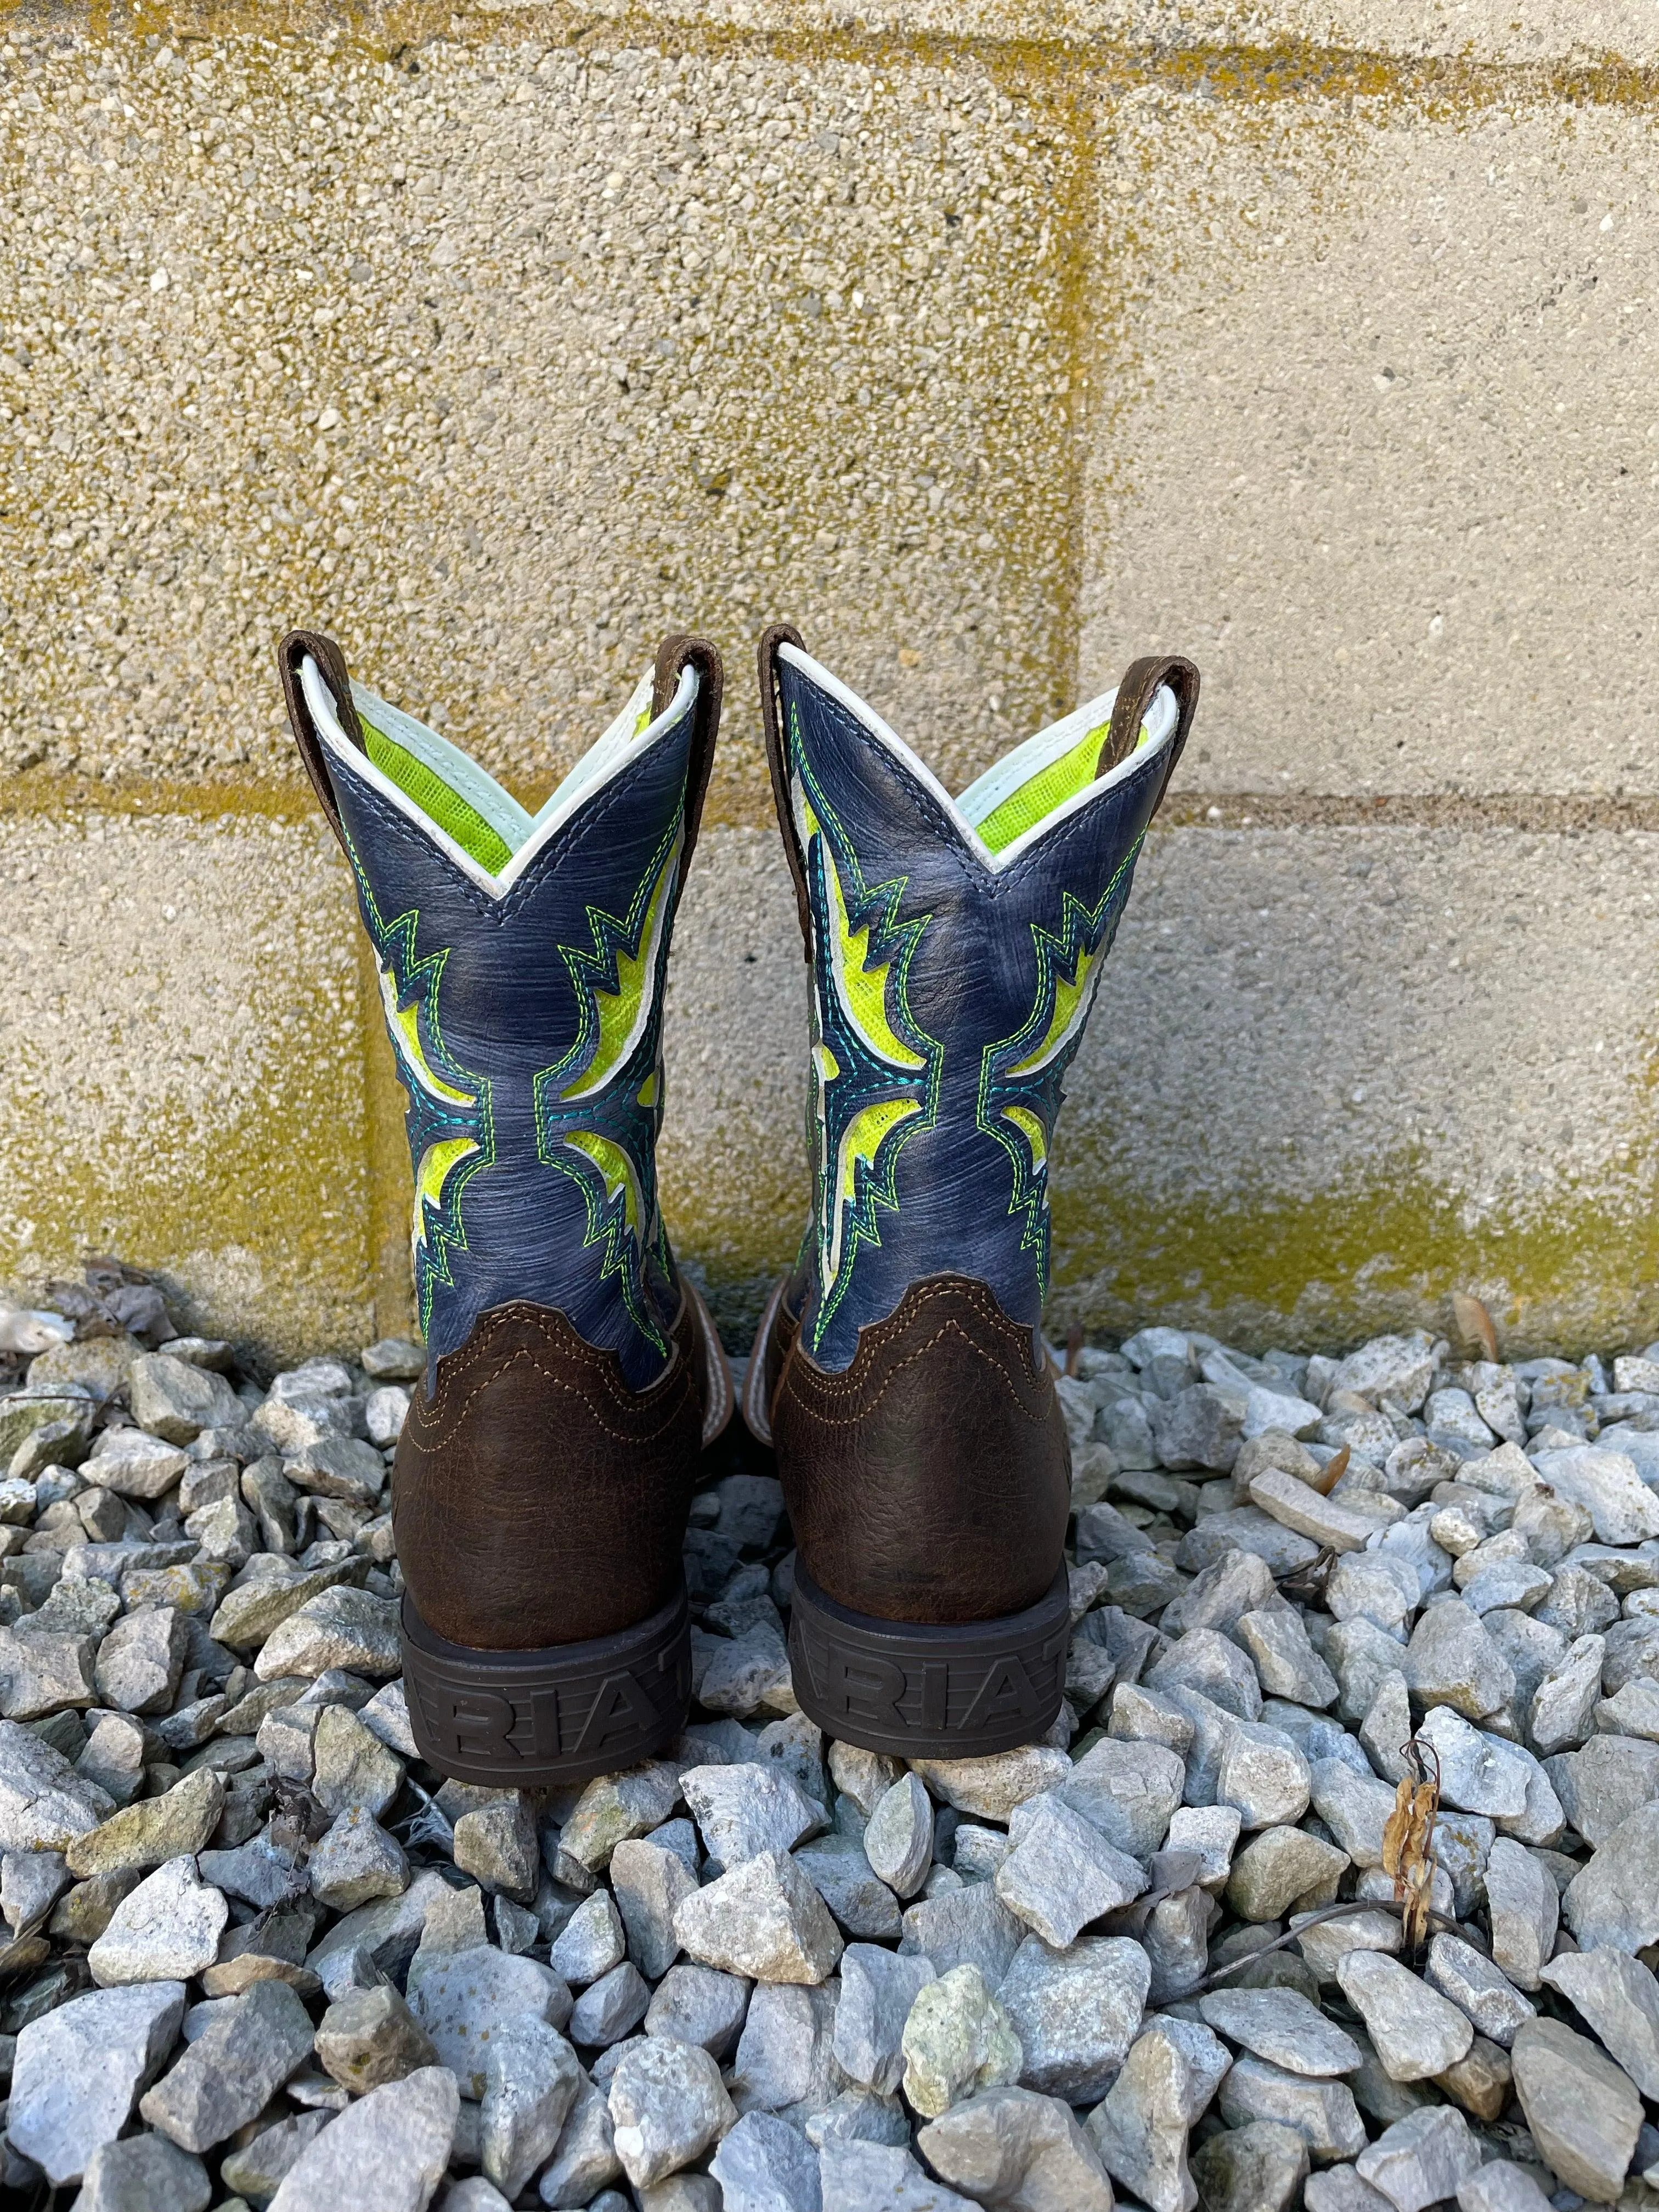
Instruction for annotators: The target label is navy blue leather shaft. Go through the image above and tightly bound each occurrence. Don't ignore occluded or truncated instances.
[321,709,699,1391]
[778,655,1171,1375]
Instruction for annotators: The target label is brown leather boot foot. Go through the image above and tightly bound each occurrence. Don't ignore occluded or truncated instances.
[402,1579,693,1786]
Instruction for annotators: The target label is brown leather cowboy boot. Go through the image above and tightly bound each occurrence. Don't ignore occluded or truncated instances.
[280,629,731,1786]
[747,627,1197,1758]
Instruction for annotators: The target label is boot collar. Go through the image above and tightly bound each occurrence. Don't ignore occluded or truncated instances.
[774,640,1181,876]
[298,652,701,901]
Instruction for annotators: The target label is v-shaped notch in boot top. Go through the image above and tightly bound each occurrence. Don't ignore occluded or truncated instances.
[299,651,701,899]
[775,641,1186,874]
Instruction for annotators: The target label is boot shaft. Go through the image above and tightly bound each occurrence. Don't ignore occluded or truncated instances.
[765,634,1197,1373]
[281,631,721,1391]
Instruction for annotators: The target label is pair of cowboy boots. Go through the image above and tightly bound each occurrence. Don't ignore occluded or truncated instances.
[280,624,1198,1785]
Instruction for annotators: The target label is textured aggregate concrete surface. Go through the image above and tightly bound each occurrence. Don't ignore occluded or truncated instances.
[1084,93,1659,798]
[2,3,1658,1356]
[0,809,374,1358]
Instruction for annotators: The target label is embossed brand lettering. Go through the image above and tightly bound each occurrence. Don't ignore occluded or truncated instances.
[444,1687,517,1764]
[575,1668,660,1755]
[961,1651,1044,1731]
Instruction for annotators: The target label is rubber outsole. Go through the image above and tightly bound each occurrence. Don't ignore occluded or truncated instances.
[787,1560,1070,1759]
[402,1579,691,1787]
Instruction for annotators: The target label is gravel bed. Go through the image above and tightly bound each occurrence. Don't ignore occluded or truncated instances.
[2,1271,1659,2209]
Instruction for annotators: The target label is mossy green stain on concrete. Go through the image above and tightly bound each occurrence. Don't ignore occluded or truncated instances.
[1043,1161,1659,1359]
[0,811,376,1365]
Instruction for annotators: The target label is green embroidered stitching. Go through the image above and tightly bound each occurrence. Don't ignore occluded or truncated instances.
[975,834,1145,1298]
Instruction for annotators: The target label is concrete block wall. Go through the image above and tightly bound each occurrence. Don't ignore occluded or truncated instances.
[1,2,1654,1359]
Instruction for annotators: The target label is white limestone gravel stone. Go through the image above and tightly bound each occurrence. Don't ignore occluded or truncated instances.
[795,1836,904,1941]
[307,1866,452,1998]
[1509,2014,1644,2203]
[1227,1824,1351,1920]
[1531,1445,1659,1544]
[558,1762,682,1875]
[314,1984,440,2094]
[75,2130,213,2211]
[1148,1628,1262,1720]
[834,1943,937,2095]
[1216,1720,1312,1830]
[1564,1801,1659,1951]
[710,2109,824,2212]
[645,1963,752,2059]
[908,1747,1071,1822]
[1190,2118,1310,2212]
[309,1804,409,1911]
[1308,1758,1396,1866]
[1166,1803,1242,1890]
[536,2073,622,2208]
[1235,1606,1340,1708]
[550,1890,627,1985]
[266,2065,460,2212]
[478,2015,581,2198]
[610,1838,699,1981]
[1423,1932,1534,2047]
[139,1976,315,2152]
[1540,1944,1659,2098]
[828,1743,904,1818]
[606,2036,736,2189]
[680,1762,825,1873]
[83,1428,189,1499]
[0,1617,98,1719]
[93,1605,188,1716]
[1327,1554,1420,1638]
[8,1978,185,2183]
[359,1678,418,1758]
[1413,1705,1530,1815]
[1354,2105,1482,2212]
[674,1848,843,1985]
[917,2085,1113,2212]
[819,2138,972,2211]
[1292,1905,1403,1980]
[405,1943,572,2098]
[0,1844,68,1932]
[899,1962,1023,2118]
[1086,2014,1231,2212]
[1481,1836,1558,1990]
[1249,1468,1401,1551]
[0,1717,114,1849]
[253,1587,402,1680]
[1402,1599,1516,1719]
[1334,1953,1474,2081]
[569,1960,652,2047]
[730,1979,842,2115]
[1197,1986,1362,2076]
[88,1855,228,1986]
[863,1773,933,1898]
[993,1793,1147,1946]
[997,1933,1150,2103]
[310,1702,404,1821]
[1453,2159,1554,2212]
[1216,2056,1368,2162]
[1054,1735,1185,1859]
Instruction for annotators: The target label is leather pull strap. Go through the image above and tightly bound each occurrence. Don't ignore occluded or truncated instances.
[758,621,812,956]
[277,627,363,853]
[1098,654,1202,810]
[653,633,724,882]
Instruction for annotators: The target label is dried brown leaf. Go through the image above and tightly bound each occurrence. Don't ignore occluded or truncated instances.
[1451,1290,1499,1364]
[1312,1444,1350,1497]
[1065,1323,1084,1379]
[1383,1738,1441,1950]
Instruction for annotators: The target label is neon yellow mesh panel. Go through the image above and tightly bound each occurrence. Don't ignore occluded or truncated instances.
[360,716,515,876]
[977,714,1156,856]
